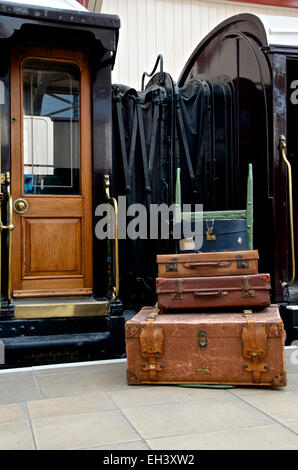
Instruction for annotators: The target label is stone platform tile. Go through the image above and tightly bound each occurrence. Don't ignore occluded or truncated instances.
[27,391,117,419]
[109,385,230,409]
[0,403,27,423]
[288,374,298,386]
[122,396,275,440]
[229,385,291,397]
[283,421,298,433]
[146,423,298,450]
[87,441,150,450]
[0,372,41,404]
[238,390,298,422]
[0,421,35,450]
[31,409,141,450]
[34,367,135,399]
[32,361,127,376]
[285,347,298,374]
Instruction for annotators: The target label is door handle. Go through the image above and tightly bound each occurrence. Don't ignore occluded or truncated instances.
[193,290,228,297]
[13,197,29,214]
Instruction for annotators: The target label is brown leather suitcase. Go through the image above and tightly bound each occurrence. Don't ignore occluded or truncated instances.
[156,250,259,278]
[125,305,287,387]
[156,274,271,309]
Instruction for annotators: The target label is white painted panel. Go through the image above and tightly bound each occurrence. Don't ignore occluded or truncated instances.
[127,0,139,86]
[137,0,148,90]
[99,0,298,89]
[88,0,96,11]
[23,116,54,176]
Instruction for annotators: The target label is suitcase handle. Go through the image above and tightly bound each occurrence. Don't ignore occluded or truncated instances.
[193,290,228,297]
[183,261,231,268]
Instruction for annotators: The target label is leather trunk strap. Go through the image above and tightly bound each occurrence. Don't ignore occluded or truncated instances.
[140,307,164,381]
[242,312,269,383]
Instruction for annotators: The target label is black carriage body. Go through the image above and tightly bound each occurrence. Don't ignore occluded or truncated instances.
[110,13,298,342]
[178,14,296,308]
[0,1,125,367]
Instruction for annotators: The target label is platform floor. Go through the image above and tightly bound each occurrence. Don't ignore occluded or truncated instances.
[0,348,297,450]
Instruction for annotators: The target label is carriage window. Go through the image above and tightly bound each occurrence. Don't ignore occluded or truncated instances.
[22,60,80,195]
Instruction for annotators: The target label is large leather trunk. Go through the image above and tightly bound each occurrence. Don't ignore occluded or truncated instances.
[125,305,287,387]
[156,274,271,309]
[157,250,259,278]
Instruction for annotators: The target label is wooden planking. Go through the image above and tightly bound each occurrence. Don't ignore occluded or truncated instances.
[128,0,139,87]
[138,0,148,89]
[100,0,298,89]
[147,0,158,79]
[88,0,103,12]
[156,0,165,72]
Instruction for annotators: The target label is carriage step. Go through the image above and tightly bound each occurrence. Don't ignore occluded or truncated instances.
[13,298,109,319]
[1,331,111,350]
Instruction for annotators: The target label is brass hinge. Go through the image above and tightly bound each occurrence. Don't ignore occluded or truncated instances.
[0,172,9,186]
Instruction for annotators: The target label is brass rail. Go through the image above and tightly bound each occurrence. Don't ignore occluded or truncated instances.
[280,135,295,287]
[0,85,14,304]
[104,174,119,300]
[0,172,14,303]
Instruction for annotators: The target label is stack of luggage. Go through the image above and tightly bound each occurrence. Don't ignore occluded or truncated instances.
[125,250,287,387]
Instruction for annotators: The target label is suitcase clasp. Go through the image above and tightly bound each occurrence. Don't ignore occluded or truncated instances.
[198,329,208,349]
[197,368,210,375]
[206,220,216,241]
[166,262,178,273]
[236,257,250,269]
[206,231,216,241]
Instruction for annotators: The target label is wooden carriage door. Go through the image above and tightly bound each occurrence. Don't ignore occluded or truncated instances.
[10,46,93,298]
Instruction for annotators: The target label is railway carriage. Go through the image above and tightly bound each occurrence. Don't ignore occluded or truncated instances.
[177,13,298,343]
[0,0,124,366]
[0,1,297,367]
[112,12,298,345]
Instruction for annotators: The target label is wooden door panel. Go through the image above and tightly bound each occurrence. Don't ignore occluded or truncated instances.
[10,46,93,297]
[23,218,82,277]
[24,196,84,217]
[13,282,91,298]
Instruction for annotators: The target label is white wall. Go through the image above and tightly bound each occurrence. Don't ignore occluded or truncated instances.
[90,0,298,89]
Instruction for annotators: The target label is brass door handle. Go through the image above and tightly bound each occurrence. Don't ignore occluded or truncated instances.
[13,197,29,214]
